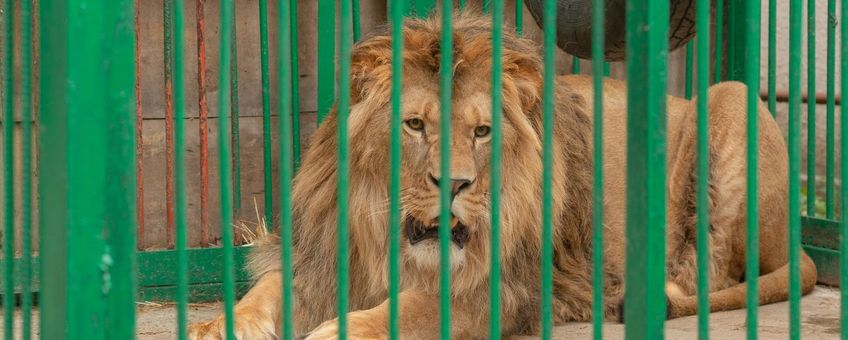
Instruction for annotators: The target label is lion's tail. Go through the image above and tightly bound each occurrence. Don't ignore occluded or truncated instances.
[666,250,817,318]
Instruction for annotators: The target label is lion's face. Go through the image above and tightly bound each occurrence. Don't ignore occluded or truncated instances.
[397,84,498,269]
[335,15,545,289]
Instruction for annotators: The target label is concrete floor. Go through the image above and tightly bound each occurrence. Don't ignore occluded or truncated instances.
[1,287,841,339]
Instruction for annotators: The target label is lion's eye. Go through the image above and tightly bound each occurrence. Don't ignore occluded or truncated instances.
[405,118,425,132]
[474,125,491,138]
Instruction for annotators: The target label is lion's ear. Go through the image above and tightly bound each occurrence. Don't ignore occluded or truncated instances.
[503,47,543,113]
[349,36,393,106]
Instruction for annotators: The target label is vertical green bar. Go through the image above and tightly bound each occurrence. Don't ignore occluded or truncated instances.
[278,0,294,338]
[490,1,504,338]
[39,0,69,336]
[459,0,467,9]
[767,0,776,115]
[317,0,334,123]
[2,0,14,337]
[338,0,353,337]
[483,0,491,13]
[572,57,581,74]
[841,0,848,331]
[541,0,555,338]
[744,0,761,337]
[230,1,241,216]
[291,0,301,170]
[218,0,237,338]
[438,3,453,340]
[725,0,745,81]
[695,0,710,337]
[825,0,836,219]
[713,0,723,83]
[591,0,605,334]
[624,0,669,336]
[260,0,273,226]
[353,0,361,41]
[684,42,693,99]
[788,0,802,337]
[39,0,136,336]
[104,0,139,337]
[19,0,34,338]
[515,0,524,35]
[806,0,816,217]
[387,1,403,339]
[173,0,189,337]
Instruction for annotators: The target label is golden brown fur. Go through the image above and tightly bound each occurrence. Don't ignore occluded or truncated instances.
[189,12,817,339]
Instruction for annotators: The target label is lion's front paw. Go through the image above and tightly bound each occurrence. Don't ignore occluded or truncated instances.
[303,311,386,340]
[188,307,278,340]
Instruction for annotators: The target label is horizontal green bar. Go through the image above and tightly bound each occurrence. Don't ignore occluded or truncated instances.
[801,216,839,249]
[803,245,839,286]
[138,281,252,303]
[1,247,252,293]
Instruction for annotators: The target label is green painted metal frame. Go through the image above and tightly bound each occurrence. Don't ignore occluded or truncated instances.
[4,0,846,339]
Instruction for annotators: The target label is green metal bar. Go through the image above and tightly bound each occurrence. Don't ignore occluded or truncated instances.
[789,0,802,336]
[338,0,353,337]
[2,0,14,336]
[260,0,273,226]
[388,1,403,339]
[39,0,138,336]
[291,0,301,170]
[439,2,453,339]
[541,0,555,337]
[515,0,524,35]
[767,0,776,115]
[684,42,693,99]
[591,0,605,334]
[744,0,761,336]
[173,0,189,337]
[218,0,237,337]
[695,0,710,337]
[604,62,611,76]
[841,0,848,331]
[725,0,745,81]
[317,0,334,122]
[714,0,723,83]
[353,0,361,41]
[490,1,504,338]
[38,0,69,336]
[572,56,581,74]
[624,0,669,336]
[104,0,139,337]
[20,0,33,337]
[483,0,491,13]
[278,0,294,337]
[230,1,241,216]
[806,0,816,217]
[825,0,836,219]
[459,0,467,9]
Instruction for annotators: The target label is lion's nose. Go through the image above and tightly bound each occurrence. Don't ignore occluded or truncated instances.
[428,173,473,200]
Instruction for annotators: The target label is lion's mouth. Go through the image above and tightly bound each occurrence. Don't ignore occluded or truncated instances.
[405,216,470,249]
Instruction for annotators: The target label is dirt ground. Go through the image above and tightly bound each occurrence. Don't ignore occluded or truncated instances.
[1,287,841,339]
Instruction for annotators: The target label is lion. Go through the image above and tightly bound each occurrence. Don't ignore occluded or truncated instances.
[189,12,817,339]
